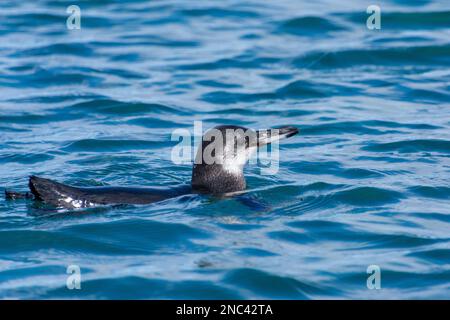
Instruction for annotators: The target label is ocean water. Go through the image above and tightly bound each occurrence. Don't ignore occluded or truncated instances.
[0,0,449,299]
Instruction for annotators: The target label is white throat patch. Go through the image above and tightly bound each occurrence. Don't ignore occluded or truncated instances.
[222,146,257,175]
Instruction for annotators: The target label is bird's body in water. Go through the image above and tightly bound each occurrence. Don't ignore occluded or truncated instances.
[5,125,298,210]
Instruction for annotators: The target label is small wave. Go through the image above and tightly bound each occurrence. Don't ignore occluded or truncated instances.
[363,139,450,153]
[410,212,450,223]
[291,161,383,179]
[201,79,358,104]
[401,87,450,103]
[236,247,278,257]
[180,56,281,71]
[301,121,390,136]
[408,248,450,264]
[62,139,162,152]
[0,67,103,88]
[340,10,450,30]
[6,13,110,29]
[264,182,343,196]
[361,120,440,130]
[0,229,140,255]
[267,230,315,244]
[276,79,359,98]
[197,79,241,89]
[41,276,242,299]
[208,107,313,117]
[223,268,330,299]
[126,117,178,128]
[294,44,450,69]
[179,8,261,18]
[59,219,211,252]
[0,126,29,133]
[9,93,105,104]
[66,99,186,116]
[336,269,450,295]
[4,13,64,30]
[334,186,403,206]
[0,152,54,165]
[12,43,94,58]
[408,186,450,199]
[91,38,200,48]
[0,112,84,124]
[354,233,440,250]
[277,16,347,36]
[284,220,390,244]
[277,194,336,215]
[201,91,276,104]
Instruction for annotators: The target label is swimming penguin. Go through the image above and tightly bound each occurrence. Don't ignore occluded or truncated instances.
[5,125,298,209]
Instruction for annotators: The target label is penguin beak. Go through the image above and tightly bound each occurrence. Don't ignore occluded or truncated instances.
[255,126,299,147]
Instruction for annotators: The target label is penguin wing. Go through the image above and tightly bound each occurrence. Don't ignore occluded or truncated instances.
[28,176,187,209]
[235,193,272,212]
[29,175,88,208]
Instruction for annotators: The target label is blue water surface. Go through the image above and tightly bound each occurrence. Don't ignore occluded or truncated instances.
[0,0,449,299]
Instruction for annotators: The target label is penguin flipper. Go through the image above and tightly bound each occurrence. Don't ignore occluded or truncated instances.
[236,193,272,212]
[28,175,83,208]
[27,176,180,209]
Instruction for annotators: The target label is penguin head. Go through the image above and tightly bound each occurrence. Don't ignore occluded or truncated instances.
[191,125,299,194]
